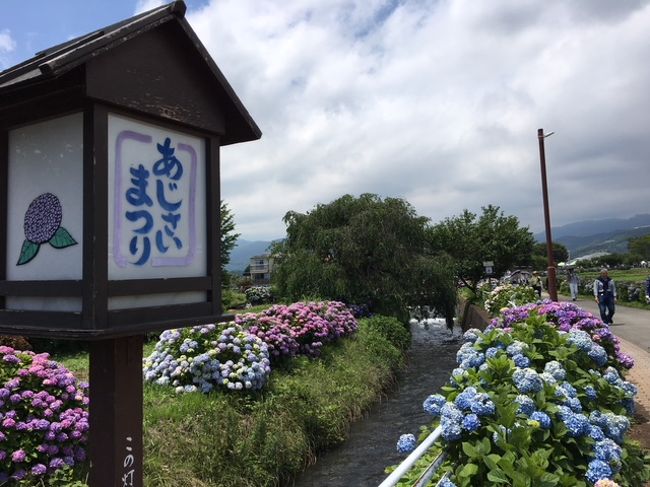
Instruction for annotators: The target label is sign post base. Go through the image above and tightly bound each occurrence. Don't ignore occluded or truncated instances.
[89,336,144,487]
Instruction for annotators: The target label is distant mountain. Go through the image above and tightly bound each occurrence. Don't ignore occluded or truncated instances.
[534,214,650,240]
[559,227,650,257]
[226,239,275,274]
[534,214,650,258]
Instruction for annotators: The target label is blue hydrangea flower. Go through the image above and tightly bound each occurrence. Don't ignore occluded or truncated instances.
[589,425,606,441]
[620,381,638,398]
[603,367,620,384]
[456,344,485,370]
[565,397,583,413]
[441,403,464,423]
[622,398,635,415]
[530,411,551,429]
[588,344,608,366]
[469,393,496,416]
[462,329,481,343]
[396,434,417,454]
[544,361,566,381]
[454,387,478,410]
[585,459,612,484]
[566,329,593,352]
[512,354,530,368]
[439,477,457,487]
[540,372,557,386]
[584,386,597,400]
[441,421,462,441]
[462,413,481,432]
[563,412,590,437]
[589,411,630,444]
[506,341,527,357]
[594,438,622,465]
[423,394,446,416]
[485,347,500,359]
[514,395,536,416]
[512,368,543,393]
[441,403,464,441]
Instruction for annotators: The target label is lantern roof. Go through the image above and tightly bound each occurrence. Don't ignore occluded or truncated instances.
[0,1,261,145]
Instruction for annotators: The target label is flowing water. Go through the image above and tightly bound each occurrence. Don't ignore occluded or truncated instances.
[290,318,462,487]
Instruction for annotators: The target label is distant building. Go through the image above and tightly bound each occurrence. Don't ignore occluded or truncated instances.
[249,254,274,285]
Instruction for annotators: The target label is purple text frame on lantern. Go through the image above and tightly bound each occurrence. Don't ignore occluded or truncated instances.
[113,130,198,269]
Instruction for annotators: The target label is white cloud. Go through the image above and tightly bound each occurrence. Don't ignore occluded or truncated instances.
[134,0,166,15]
[0,29,16,53]
[184,0,650,240]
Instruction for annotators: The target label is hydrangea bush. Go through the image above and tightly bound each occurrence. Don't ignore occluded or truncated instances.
[483,284,538,315]
[391,311,650,486]
[143,323,271,393]
[0,346,89,484]
[489,300,634,370]
[235,301,358,360]
[244,286,272,305]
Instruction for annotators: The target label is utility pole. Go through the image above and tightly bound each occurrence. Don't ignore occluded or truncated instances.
[537,128,558,301]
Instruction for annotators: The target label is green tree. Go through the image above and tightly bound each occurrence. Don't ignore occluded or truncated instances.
[220,200,240,287]
[429,205,535,293]
[532,242,569,266]
[273,194,456,322]
[629,235,650,260]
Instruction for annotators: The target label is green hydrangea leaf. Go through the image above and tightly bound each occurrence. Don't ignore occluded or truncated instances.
[49,227,77,249]
[17,240,40,265]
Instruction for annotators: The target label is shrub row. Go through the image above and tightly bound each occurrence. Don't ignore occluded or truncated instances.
[143,301,358,394]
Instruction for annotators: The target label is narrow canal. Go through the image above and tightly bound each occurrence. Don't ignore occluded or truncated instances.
[291,319,461,487]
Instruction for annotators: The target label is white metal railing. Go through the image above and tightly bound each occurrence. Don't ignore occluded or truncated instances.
[378,426,443,487]
[413,452,448,487]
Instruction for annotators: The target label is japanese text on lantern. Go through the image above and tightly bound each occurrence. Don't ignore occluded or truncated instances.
[113,129,198,269]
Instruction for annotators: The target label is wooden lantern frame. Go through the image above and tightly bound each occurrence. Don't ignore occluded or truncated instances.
[0,1,261,339]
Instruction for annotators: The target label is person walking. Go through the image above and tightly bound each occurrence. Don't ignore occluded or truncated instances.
[645,273,650,304]
[593,268,616,324]
[568,269,581,301]
[530,271,542,298]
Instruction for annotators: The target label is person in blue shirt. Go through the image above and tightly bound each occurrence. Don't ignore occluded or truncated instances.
[593,268,617,324]
[645,274,650,304]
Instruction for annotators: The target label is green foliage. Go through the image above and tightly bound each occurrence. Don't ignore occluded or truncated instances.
[533,242,569,265]
[222,289,247,310]
[628,235,650,260]
[363,315,411,352]
[429,205,535,292]
[273,194,456,320]
[220,200,240,288]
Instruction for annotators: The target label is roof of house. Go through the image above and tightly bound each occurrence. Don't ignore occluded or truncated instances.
[0,1,261,145]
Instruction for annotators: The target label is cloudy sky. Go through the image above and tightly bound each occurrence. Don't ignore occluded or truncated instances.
[3,0,649,240]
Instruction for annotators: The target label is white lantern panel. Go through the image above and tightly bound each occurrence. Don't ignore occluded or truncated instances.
[6,113,84,312]
[107,114,207,310]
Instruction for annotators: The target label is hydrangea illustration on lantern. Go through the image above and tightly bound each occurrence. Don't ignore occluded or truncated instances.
[17,192,77,265]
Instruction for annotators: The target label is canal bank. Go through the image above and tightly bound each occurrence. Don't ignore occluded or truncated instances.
[290,321,461,487]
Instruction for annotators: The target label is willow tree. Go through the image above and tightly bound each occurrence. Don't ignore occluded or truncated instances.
[273,194,456,322]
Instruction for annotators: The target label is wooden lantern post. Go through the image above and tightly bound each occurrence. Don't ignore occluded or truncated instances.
[0,2,260,485]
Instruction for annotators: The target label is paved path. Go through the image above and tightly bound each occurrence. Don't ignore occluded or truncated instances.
[558,295,650,457]
[558,296,650,353]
